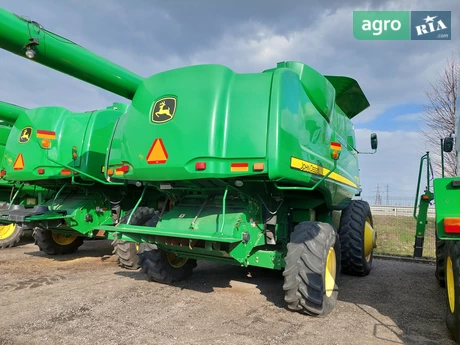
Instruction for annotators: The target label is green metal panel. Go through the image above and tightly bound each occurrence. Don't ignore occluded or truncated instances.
[434,177,460,240]
[0,101,26,124]
[0,8,142,99]
[107,64,272,181]
[1,104,126,182]
[266,67,360,208]
[106,62,360,209]
[0,124,12,162]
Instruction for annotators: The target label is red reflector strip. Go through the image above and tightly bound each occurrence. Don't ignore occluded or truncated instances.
[36,130,56,140]
[114,165,129,175]
[117,165,129,172]
[61,169,71,175]
[330,142,342,151]
[231,163,249,172]
[38,169,45,175]
[445,218,460,233]
[0,170,6,177]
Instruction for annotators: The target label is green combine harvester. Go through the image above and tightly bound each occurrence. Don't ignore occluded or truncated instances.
[0,98,146,265]
[0,7,378,316]
[413,86,460,341]
[0,102,50,249]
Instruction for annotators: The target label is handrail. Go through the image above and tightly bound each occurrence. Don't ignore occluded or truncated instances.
[413,152,431,219]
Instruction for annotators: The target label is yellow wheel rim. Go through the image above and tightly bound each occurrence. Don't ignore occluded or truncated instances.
[0,223,16,240]
[166,252,188,268]
[364,217,376,262]
[135,243,139,251]
[325,247,336,297]
[447,256,455,313]
[51,232,78,246]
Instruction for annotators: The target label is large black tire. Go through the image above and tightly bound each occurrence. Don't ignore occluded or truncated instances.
[338,200,375,276]
[112,240,139,270]
[436,230,446,288]
[112,207,158,270]
[445,240,460,342]
[139,243,197,284]
[0,223,23,249]
[136,206,197,284]
[282,221,341,316]
[33,228,84,255]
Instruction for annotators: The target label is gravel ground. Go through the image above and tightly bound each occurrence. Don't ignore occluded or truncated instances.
[0,239,455,345]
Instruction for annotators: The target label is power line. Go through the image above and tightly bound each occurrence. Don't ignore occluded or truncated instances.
[386,184,390,206]
[374,184,382,205]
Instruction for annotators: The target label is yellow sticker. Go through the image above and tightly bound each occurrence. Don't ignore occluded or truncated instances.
[290,157,358,188]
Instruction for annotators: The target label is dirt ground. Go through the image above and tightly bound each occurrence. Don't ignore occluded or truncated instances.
[0,239,455,345]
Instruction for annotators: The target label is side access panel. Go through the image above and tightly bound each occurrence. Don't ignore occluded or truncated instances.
[266,67,360,208]
[434,177,460,239]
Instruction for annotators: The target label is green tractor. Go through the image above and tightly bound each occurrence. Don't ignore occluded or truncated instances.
[412,89,460,340]
[0,102,50,249]
[0,7,378,315]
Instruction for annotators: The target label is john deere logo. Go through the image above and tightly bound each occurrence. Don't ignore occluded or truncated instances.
[151,97,176,123]
[19,127,32,143]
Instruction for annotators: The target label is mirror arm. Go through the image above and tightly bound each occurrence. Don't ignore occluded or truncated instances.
[357,149,377,155]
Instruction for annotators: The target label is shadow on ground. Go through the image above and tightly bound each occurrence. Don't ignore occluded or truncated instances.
[23,239,114,261]
[115,258,455,345]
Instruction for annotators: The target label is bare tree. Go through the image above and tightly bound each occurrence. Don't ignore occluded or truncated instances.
[422,53,459,177]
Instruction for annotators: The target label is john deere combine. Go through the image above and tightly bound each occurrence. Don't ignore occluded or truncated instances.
[0,7,378,316]
[0,102,49,249]
[0,98,148,266]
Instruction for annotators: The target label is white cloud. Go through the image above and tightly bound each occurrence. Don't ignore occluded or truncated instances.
[394,112,423,122]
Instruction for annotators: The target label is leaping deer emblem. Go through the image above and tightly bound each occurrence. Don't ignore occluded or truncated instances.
[155,101,173,118]
[19,128,31,142]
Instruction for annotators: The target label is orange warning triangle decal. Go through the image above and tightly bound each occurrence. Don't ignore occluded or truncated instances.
[13,154,24,170]
[146,139,168,164]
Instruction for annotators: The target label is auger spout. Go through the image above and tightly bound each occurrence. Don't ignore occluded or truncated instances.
[0,8,143,100]
[0,101,27,124]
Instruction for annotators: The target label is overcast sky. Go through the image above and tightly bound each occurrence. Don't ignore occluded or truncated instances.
[1,0,459,200]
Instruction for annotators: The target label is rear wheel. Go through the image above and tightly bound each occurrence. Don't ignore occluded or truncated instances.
[112,208,157,270]
[136,206,197,283]
[445,240,460,342]
[0,223,23,249]
[33,228,84,255]
[282,221,341,316]
[338,200,376,276]
[436,230,446,287]
[139,243,197,284]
